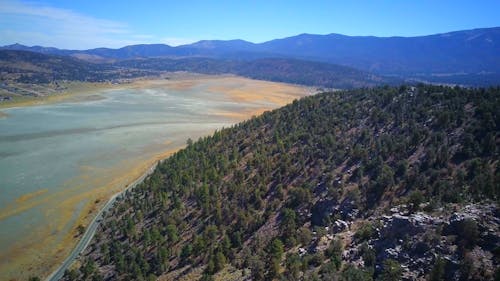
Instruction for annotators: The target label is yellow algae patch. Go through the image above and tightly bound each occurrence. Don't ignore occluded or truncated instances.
[43,147,182,275]
[0,111,7,118]
[163,80,197,91]
[130,75,309,105]
[211,108,269,122]
[15,188,49,204]
[0,81,118,109]
[63,94,106,103]
[0,74,310,110]
[131,76,211,92]
[206,77,309,105]
[202,77,309,121]
[0,181,86,222]
[0,195,49,221]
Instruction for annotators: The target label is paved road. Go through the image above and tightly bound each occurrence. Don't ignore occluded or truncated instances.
[45,163,158,281]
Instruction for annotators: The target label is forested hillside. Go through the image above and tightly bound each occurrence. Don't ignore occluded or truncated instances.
[0,50,153,83]
[116,57,392,89]
[0,50,393,89]
[64,85,499,281]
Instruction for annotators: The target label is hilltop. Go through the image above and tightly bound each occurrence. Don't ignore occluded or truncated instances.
[62,84,499,281]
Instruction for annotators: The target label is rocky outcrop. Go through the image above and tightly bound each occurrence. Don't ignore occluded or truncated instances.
[310,198,360,227]
[341,203,499,280]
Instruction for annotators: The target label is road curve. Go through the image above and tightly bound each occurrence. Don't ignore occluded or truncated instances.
[45,162,159,281]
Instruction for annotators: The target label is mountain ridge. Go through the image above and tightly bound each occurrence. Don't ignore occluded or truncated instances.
[2,27,500,85]
[4,26,498,52]
[0,50,396,89]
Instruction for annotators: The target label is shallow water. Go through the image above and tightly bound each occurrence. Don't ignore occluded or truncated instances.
[0,80,306,279]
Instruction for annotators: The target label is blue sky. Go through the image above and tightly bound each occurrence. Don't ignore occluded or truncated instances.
[1,0,499,49]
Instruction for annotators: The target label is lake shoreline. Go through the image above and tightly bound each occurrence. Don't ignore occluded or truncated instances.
[45,147,180,281]
[0,74,310,280]
[0,72,314,111]
[0,73,272,110]
[41,147,184,280]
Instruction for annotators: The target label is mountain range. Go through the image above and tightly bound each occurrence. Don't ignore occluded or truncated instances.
[0,50,392,88]
[2,27,500,86]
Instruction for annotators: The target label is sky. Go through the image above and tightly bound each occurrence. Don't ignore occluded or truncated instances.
[1,0,500,49]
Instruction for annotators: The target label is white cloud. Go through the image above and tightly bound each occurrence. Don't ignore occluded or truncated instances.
[0,0,162,49]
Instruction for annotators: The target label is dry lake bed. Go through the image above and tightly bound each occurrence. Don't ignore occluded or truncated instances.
[0,74,310,280]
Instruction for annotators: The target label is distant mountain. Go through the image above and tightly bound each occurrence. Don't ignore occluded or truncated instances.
[233,58,395,88]
[2,27,499,85]
[256,27,500,76]
[188,39,256,51]
[0,43,72,56]
[0,41,269,61]
[0,50,393,88]
[0,50,106,83]
[0,50,152,83]
[85,44,176,60]
[117,57,395,88]
[0,44,173,61]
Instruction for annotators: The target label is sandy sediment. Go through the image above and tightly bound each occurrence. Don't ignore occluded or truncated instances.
[15,189,49,204]
[0,74,311,110]
[207,77,308,105]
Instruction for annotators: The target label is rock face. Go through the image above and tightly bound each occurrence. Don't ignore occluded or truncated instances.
[338,198,360,221]
[311,199,336,226]
[311,198,360,227]
[342,204,499,280]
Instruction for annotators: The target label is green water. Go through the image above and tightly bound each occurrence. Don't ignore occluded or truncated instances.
[0,84,278,274]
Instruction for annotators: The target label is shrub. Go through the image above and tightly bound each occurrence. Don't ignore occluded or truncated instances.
[355,222,374,242]
[378,259,402,281]
[408,190,424,213]
[341,264,373,281]
[458,219,479,249]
